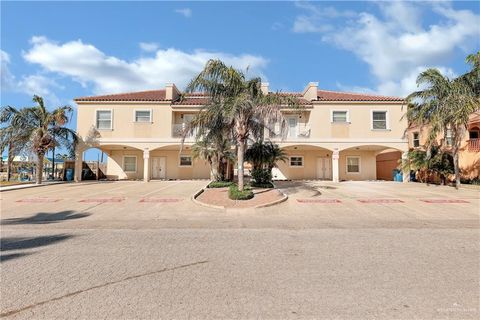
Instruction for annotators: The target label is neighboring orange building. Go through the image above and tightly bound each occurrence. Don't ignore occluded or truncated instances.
[407,112,480,180]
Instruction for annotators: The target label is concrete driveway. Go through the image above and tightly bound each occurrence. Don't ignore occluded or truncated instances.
[1,180,479,319]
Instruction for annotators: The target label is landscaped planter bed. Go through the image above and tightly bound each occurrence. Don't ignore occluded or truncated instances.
[195,186,286,209]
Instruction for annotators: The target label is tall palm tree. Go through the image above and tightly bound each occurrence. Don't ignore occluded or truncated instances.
[406,54,479,189]
[0,106,30,181]
[6,95,78,184]
[186,59,298,190]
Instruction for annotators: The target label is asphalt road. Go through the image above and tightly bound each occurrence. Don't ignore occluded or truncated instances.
[1,181,479,319]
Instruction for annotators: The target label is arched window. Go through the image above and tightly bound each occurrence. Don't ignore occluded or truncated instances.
[469,127,479,139]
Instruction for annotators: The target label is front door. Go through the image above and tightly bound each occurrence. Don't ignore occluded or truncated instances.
[316,157,332,180]
[151,157,166,179]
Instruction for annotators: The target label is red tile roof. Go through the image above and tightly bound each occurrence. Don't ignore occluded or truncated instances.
[316,89,403,102]
[74,88,403,103]
[75,89,167,102]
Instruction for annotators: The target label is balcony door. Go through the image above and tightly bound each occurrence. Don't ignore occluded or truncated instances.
[286,116,298,139]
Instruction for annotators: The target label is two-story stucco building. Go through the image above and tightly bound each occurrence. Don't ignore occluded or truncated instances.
[74,82,409,182]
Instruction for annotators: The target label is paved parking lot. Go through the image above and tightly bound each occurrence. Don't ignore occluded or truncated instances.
[1,180,479,319]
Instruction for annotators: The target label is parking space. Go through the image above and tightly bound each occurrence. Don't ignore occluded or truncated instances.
[1,180,478,230]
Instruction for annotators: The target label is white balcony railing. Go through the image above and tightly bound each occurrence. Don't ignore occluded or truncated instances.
[172,123,197,138]
[269,126,311,140]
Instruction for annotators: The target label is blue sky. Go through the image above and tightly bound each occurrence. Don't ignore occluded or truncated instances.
[1,1,479,160]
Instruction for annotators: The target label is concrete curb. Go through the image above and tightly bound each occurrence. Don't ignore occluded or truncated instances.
[191,181,289,210]
[0,181,67,192]
[253,182,288,208]
[191,181,226,210]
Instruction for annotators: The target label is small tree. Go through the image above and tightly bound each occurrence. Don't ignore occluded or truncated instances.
[6,96,78,184]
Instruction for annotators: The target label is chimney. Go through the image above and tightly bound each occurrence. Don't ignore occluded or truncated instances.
[303,82,318,101]
[261,82,269,95]
[165,83,180,101]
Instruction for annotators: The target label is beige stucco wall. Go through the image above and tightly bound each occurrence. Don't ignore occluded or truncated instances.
[275,149,332,180]
[104,149,210,180]
[338,150,377,181]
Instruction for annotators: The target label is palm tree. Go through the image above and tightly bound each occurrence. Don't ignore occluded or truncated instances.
[0,106,30,181]
[245,140,288,172]
[6,95,78,184]
[406,53,479,189]
[186,59,298,190]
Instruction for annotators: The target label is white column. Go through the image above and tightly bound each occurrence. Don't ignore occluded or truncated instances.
[332,149,340,183]
[143,149,150,182]
[74,149,83,182]
[402,151,410,183]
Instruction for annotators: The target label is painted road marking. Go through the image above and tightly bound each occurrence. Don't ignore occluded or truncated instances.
[297,199,342,203]
[420,199,470,204]
[16,198,62,203]
[139,198,183,203]
[357,199,404,203]
[79,197,125,203]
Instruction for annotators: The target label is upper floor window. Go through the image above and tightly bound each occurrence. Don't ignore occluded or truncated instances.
[290,156,303,167]
[332,110,349,123]
[413,132,420,147]
[372,111,388,130]
[134,110,151,122]
[96,110,112,130]
[469,127,479,139]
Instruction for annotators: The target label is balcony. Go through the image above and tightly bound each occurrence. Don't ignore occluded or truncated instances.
[172,124,197,139]
[269,126,311,140]
[467,139,480,152]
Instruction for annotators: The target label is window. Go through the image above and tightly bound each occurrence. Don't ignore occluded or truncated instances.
[96,110,112,129]
[372,111,387,130]
[287,116,298,138]
[179,156,192,166]
[134,110,151,122]
[346,157,360,173]
[413,132,420,147]
[446,129,453,146]
[332,111,348,123]
[469,127,479,139]
[290,156,303,167]
[123,156,137,172]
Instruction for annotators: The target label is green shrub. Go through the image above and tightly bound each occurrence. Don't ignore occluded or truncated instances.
[228,184,254,200]
[251,168,272,184]
[250,181,274,188]
[208,181,234,188]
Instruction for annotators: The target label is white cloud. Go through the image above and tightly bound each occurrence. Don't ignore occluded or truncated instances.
[1,49,61,104]
[23,36,269,94]
[293,1,354,33]
[139,42,160,52]
[175,8,192,18]
[294,1,480,97]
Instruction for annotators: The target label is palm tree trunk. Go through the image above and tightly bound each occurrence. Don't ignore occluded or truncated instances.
[36,152,45,184]
[7,142,14,181]
[211,155,220,181]
[52,145,55,179]
[237,138,245,191]
[453,150,460,189]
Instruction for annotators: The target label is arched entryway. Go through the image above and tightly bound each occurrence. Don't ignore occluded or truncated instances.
[338,145,405,181]
[274,145,333,180]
